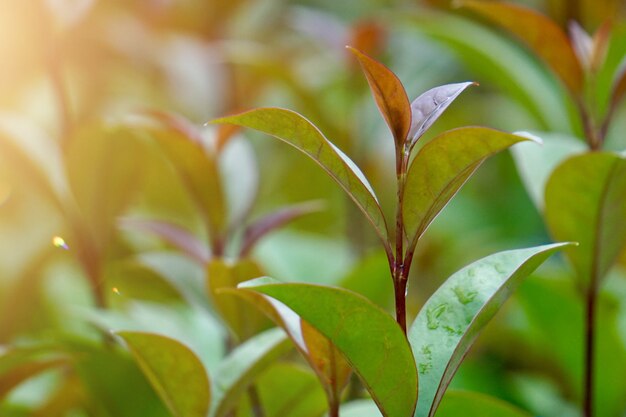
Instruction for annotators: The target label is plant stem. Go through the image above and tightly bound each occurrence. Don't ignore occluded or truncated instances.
[247,385,265,417]
[328,400,340,417]
[392,147,409,334]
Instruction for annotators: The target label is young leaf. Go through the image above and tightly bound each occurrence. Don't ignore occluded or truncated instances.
[545,152,626,286]
[347,46,411,146]
[0,348,69,399]
[116,331,210,417]
[119,217,210,264]
[408,243,570,417]
[403,127,533,249]
[206,259,273,341]
[511,132,586,211]
[436,390,532,417]
[211,108,390,248]
[226,279,352,410]
[461,1,584,96]
[211,328,291,417]
[239,200,325,256]
[238,279,418,417]
[407,82,475,146]
[569,21,593,70]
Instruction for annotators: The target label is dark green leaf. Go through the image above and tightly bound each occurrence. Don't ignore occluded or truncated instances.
[239,279,418,417]
[347,46,412,146]
[403,127,532,249]
[116,331,210,417]
[408,243,569,417]
[545,152,626,285]
[211,108,390,248]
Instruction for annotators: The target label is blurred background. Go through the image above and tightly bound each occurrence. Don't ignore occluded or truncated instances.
[1,0,626,416]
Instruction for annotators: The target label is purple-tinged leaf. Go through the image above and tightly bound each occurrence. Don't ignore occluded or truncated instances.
[407,82,476,147]
[545,152,626,286]
[409,243,570,417]
[569,21,593,70]
[403,127,533,251]
[211,108,390,251]
[239,201,325,256]
[347,46,412,146]
[119,217,209,265]
[462,1,584,96]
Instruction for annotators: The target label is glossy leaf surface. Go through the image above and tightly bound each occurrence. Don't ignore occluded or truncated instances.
[239,279,418,417]
[545,152,626,285]
[462,1,583,95]
[211,328,291,417]
[116,331,210,417]
[212,108,389,245]
[407,82,475,145]
[436,390,532,417]
[403,127,532,248]
[348,46,411,146]
[408,243,569,417]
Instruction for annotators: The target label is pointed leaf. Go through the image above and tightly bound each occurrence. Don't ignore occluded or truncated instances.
[462,1,584,95]
[545,152,626,285]
[116,331,210,417]
[211,108,389,247]
[211,328,291,417]
[408,82,475,145]
[408,243,570,417]
[511,132,586,211]
[240,200,325,256]
[569,21,593,70]
[239,279,418,417]
[119,217,210,264]
[436,391,532,417]
[347,46,411,146]
[403,127,533,248]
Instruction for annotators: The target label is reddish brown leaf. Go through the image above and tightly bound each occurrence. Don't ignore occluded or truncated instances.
[347,46,412,146]
[462,1,584,96]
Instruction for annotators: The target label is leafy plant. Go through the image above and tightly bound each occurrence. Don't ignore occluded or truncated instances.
[212,47,569,416]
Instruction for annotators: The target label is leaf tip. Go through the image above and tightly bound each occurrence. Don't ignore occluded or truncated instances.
[513,131,543,145]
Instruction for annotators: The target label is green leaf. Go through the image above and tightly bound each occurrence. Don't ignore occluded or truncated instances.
[0,348,69,399]
[132,111,227,240]
[461,1,584,96]
[408,243,569,417]
[211,108,390,248]
[116,331,210,417]
[340,400,383,417]
[511,132,586,211]
[211,328,291,417]
[435,390,532,417]
[545,152,626,285]
[408,82,475,146]
[226,278,352,409]
[254,363,328,417]
[239,279,418,417]
[347,46,411,146]
[403,127,532,248]
[206,259,273,341]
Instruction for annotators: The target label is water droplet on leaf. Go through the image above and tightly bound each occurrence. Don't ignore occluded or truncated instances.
[52,236,69,250]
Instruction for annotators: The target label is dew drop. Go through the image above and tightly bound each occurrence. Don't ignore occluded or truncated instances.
[112,287,121,295]
[52,236,69,250]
